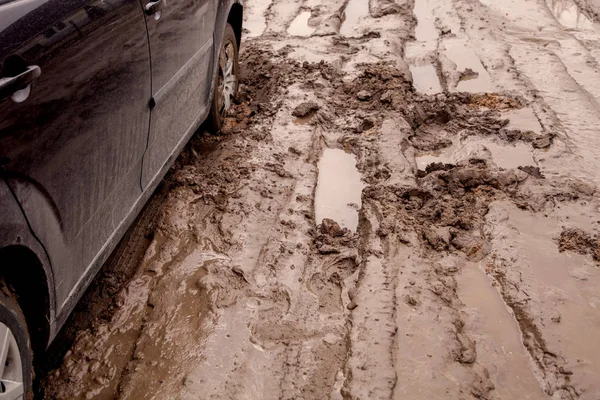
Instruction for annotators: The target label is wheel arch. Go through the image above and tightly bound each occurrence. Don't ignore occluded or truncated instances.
[227,2,243,47]
[0,179,55,353]
[0,245,52,355]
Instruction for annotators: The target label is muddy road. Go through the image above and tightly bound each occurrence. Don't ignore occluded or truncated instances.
[37,0,600,399]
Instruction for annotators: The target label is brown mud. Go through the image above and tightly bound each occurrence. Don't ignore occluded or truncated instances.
[38,0,600,399]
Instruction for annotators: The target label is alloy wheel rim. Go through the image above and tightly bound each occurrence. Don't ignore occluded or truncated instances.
[0,323,23,400]
[218,41,237,118]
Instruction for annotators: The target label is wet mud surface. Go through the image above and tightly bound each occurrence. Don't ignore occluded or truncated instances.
[38,0,600,399]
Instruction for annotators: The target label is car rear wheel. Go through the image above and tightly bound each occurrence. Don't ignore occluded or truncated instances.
[206,23,240,134]
[0,286,32,400]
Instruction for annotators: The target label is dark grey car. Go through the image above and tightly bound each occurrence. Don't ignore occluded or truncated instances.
[0,0,242,396]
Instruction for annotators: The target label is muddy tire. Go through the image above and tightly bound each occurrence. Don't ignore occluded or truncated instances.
[0,284,33,400]
[206,24,240,134]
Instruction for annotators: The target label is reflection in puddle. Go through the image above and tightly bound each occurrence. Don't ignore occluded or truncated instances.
[458,263,546,399]
[410,64,442,95]
[416,137,535,170]
[545,0,596,30]
[504,108,542,134]
[288,11,315,37]
[315,148,364,231]
[340,0,370,37]
[444,38,494,93]
[413,0,438,42]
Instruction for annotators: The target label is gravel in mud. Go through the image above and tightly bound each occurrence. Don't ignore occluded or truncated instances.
[38,0,600,399]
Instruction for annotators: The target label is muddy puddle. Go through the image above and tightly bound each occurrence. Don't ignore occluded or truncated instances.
[293,115,314,125]
[480,140,536,169]
[413,0,438,42]
[443,38,494,93]
[314,148,363,231]
[288,11,315,37]
[458,263,546,399]
[504,108,542,134]
[244,0,271,38]
[42,235,225,399]
[415,140,458,169]
[405,0,438,59]
[340,0,369,37]
[545,0,596,30]
[497,204,600,393]
[410,64,442,95]
[416,137,535,170]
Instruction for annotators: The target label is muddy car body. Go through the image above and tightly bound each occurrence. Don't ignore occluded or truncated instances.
[0,0,242,396]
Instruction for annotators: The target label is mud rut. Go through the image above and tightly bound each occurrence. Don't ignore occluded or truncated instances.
[39,0,600,399]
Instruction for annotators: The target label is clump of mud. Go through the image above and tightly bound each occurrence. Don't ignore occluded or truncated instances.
[367,158,525,260]
[333,63,553,153]
[312,218,357,254]
[558,228,600,261]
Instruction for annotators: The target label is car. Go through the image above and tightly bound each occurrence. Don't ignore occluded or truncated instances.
[0,0,243,396]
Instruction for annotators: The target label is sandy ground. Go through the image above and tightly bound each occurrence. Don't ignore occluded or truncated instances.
[37,0,600,399]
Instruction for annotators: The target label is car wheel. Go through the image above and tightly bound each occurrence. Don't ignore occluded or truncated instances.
[206,23,240,134]
[0,285,33,400]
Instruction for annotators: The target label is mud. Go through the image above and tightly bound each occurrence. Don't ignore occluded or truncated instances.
[38,0,600,399]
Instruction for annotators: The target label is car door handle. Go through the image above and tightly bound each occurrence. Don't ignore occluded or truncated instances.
[0,65,41,101]
[145,0,164,16]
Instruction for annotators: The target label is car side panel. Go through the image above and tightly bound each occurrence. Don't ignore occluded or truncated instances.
[140,0,217,188]
[0,0,151,315]
[0,179,55,342]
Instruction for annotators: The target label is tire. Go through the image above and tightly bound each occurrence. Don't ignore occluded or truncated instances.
[0,286,33,400]
[206,23,240,134]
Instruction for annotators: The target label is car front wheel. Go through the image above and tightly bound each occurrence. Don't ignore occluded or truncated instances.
[0,285,32,400]
[206,23,240,134]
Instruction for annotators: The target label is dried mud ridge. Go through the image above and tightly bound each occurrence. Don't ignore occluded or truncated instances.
[39,12,600,400]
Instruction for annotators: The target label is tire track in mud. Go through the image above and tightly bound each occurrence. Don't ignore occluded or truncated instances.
[40,0,600,399]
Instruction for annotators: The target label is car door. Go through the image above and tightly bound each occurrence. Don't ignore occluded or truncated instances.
[140,0,216,188]
[0,0,152,318]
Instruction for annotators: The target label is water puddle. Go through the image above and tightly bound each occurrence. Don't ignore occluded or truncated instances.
[340,0,370,37]
[288,11,315,37]
[545,0,596,30]
[410,64,442,95]
[413,0,438,42]
[415,141,457,170]
[315,148,363,231]
[458,263,546,399]
[444,39,494,93]
[293,114,315,125]
[244,0,272,38]
[479,139,536,169]
[416,138,535,170]
[504,108,542,134]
